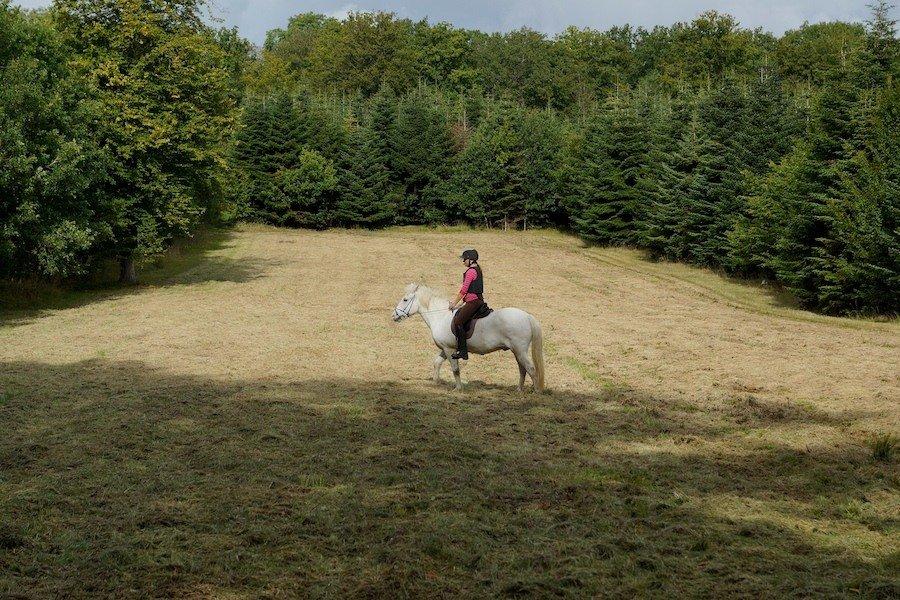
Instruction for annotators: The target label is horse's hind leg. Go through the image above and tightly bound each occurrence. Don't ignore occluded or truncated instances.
[433,350,446,384]
[513,346,536,391]
[517,360,527,392]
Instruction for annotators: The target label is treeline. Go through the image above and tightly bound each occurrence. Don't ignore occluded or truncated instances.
[2,1,898,314]
[233,4,899,315]
[253,10,869,108]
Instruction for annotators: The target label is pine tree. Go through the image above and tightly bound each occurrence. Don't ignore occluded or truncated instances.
[727,144,820,285]
[699,81,751,167]
[335,121,398,227]
[813,151,900,313]
[685,132,743,265]
[392,87,455,223]
[445,129,496,225]
[368,83,400,183]
[445,102,526,228]
[233,92,305,176]
[569,93,656,245]
[270,149,338,229]
[741,73,803,175]
[292,88,349,161]
[649,121,703,261]
[565,110,614,242]
[811,80,900,314]
[865,1,899,77]
[646,113,736,265]
[520,110,567,228]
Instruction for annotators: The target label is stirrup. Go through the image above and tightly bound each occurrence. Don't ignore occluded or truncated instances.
[451,351,468,360]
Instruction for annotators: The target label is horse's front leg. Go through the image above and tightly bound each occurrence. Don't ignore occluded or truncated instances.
[449,355,463,390]
[433,350,446,384]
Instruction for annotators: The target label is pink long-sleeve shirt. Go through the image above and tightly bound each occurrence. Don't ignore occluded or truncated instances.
[459,268,480,302]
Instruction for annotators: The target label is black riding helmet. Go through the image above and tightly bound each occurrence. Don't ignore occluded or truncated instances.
[460,248,479,262]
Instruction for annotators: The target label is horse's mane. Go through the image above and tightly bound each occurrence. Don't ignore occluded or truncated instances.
[415,284,448,311]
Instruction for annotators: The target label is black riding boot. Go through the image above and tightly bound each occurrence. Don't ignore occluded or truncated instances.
[452,328,468,360]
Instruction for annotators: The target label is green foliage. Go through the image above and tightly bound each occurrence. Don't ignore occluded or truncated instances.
[52,0,236,280]
[211,26,254,103]
[775,22,867,85]
[518,110,569,228]
[632,12,772,89]
[727,145,820,280]
[557,26,636,104]
[0,2,109,279]
[647,113,740,265]
[2,1,897,315]
[335,123,398,228]
[470,28,573,109]
[307,11,418,95]
[865,1,899,76]
[231,90,347,227]
[811,82,900,314]
[411,20,474,89]
[446,103,522,227]
[270,150,337,229]
[391,87,455,223]
[568,93,661,245]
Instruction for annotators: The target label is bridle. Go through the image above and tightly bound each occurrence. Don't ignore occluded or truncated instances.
[394,288,455,320]
[393,295,416,320]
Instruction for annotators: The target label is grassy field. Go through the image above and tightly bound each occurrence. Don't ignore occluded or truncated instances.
[1,225,898,598]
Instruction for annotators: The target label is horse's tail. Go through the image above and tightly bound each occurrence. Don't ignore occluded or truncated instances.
[529,314,545,392]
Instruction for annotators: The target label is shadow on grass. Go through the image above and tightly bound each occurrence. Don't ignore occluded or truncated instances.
[1,360,896,598]
[0,229,279,329]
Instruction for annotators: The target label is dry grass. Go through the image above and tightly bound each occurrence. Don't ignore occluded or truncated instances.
[1,224,898,598]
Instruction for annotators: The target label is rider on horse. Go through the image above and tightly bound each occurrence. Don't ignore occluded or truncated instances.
[449,248,484,360]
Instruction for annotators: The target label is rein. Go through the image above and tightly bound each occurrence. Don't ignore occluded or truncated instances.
[394,291,454,319]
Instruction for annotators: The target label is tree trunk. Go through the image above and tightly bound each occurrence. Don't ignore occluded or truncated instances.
[119,257,137,284]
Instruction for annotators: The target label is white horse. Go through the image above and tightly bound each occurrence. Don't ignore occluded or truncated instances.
[392,283,545,392]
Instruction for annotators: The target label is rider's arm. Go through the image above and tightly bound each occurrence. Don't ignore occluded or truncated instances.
[451,268,477,309]
[450,291,464,309]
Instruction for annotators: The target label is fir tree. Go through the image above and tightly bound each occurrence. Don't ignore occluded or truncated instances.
[519,110,567,228]
[569,93,656,245]
[865,1,899,77]
[234,92,309,175]
[335,121,398,227]
[368,83,400,183]
[811,80,900,314]
[741,73,803,174]
[446,103,526,228]
[727,144,820,283]
[392,87,455,223]
[270,149,338,229]
[647,113,736,265]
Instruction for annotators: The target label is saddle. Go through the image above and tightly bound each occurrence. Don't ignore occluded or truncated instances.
[458,303,493,339]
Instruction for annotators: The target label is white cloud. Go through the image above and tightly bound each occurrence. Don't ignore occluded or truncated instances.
[10,0,895,43]
[327,3,360,20]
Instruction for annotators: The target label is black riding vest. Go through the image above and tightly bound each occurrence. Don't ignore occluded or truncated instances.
[464,266,484,296]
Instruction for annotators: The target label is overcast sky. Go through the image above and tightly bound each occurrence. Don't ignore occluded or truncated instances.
[13,1,893,45]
